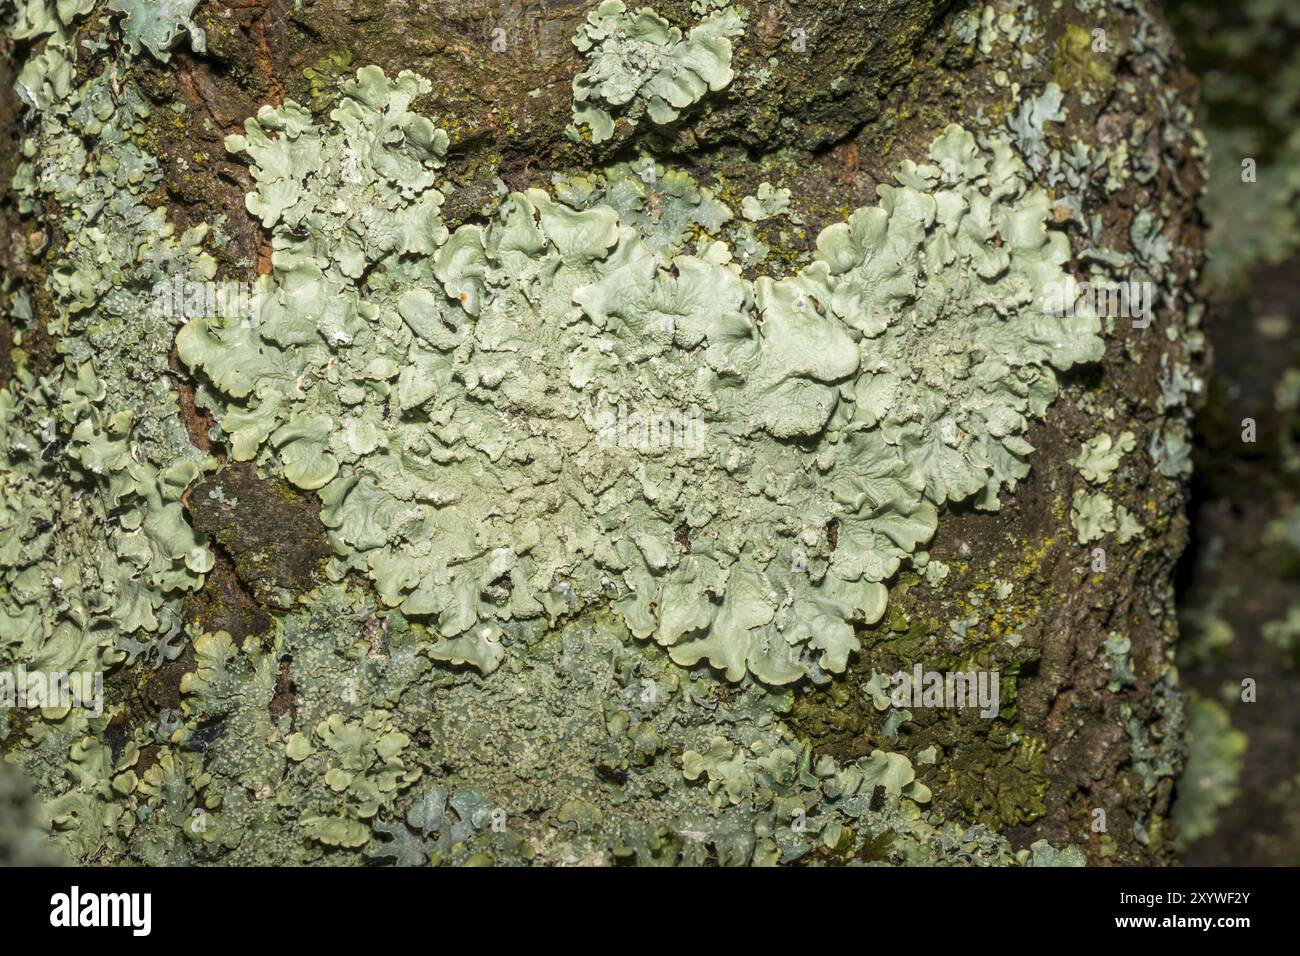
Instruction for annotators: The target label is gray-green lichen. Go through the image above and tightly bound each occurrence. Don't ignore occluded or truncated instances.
[106,0,205,62]
[3,0,214,686]
[551,156,733,258]
[1070,430,1142,544]
[179,66,1102,689]
[741,182,792,223]
[15,579,1028,865]
[11,0,92,110]
[1021,838,1085,866]
[1070,489,1115,544]
[1102,632,1136,692]
[567,1,746,143]
[0,3,1147,868]
[1073,430,1135,484]
[1170,692,1246,850]
[10,0,93,42]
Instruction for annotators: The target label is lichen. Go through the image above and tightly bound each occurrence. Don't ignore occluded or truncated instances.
[741,182,792,223]
[106,0,206,62]
[3,5,214,687]
[181,67,1102,690]
[567,1,746,143]
[1,0,1189,868]
[1070,489,1116,543]
[1170,692,1246,850]
[1102,632,1136,691]
[10,0,94,42]
[1073,430,1135,484]
[1022,839,1086,866]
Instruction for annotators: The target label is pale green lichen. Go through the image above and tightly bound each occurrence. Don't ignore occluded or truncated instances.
[1116,504,1144,544]
[181,67,1102,689]
[290,710,422,847]
[10,0,94,42]
[3,10,214,685]
[1122,673,1185,805]
[0,6,233,863]
[1071,489,1116,543]
[365,784,534,866]
[1071,430,1143,544]
[1073,430,1135,484]
[1007,82,1065,174]
[1149,422,1193,478]
[924,559,950,587]
[106,0,206,62]
[25,582,1009,865]
[741,182,792,222]
[12,0,87,110]
[1102,632,1136,691]
[0,6,1139,864]
[567,1,746,143]
[1171,692,1246,850]
[1022,838,1086,866]
[552,157,733,256]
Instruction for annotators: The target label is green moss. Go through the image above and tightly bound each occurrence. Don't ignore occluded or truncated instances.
[188,463,332,609]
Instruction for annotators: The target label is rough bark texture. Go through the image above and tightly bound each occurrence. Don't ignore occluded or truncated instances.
[0,0,1207,865]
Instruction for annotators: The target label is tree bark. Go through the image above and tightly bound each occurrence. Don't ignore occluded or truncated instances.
[0,0,1206,865]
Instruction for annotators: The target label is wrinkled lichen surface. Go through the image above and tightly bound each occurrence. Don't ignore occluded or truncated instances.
[0,0,1205,865]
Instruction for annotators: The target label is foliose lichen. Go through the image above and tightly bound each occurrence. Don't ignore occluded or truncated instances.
[1073,430,1135,484]
[1,2,1138,867]
[1170,692,1246,850]
[567,1,746,143]
[180,66,1102,690]
[4,0,214,688]
[105,0,206,62]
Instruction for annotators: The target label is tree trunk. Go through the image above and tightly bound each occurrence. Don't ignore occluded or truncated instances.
[0,0,1205,865]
